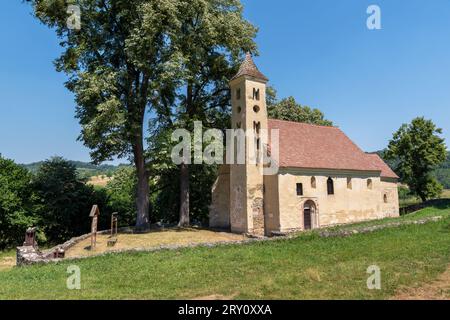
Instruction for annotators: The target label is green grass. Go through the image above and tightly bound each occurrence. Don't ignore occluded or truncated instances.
[0,205,449,300]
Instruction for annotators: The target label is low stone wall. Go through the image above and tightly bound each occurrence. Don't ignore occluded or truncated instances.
[16,227,133,267]
[319,216,443,238]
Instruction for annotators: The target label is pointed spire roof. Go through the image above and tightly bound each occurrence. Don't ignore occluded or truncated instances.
[231,53,268,82]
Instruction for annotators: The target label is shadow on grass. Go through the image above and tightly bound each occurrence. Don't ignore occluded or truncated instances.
[401,198,450,215]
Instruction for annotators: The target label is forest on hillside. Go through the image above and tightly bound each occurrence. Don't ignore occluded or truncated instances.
[22,161,129,179]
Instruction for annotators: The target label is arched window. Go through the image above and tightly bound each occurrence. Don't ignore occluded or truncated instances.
[327,177,334,195]
[367,179,373,190]
[347,177,352,190]
[384,194,388,203]
[311,176,316,189]
[253,88,260,101]
[253,121,261,134]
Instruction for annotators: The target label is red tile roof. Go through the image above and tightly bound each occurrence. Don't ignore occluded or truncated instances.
[365,153,399,179]
[268,119,398,179]
[231,53,268,82]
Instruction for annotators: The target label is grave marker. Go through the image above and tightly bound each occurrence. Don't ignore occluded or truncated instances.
[108,212,118,247]
[89,205,100,249]
[23,227,37,248]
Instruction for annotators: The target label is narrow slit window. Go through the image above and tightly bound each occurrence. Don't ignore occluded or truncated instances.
[311,176,316,189]
[236,88,241,100]
[296,183,303,196]
[327,177,334,195]
[253,88,260,101]
[367,179,373,190]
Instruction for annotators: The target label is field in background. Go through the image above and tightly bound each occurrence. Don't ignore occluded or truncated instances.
[87,175,112,187]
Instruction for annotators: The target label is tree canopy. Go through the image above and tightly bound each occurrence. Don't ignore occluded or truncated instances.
[385,117,447,202]
[32,157,109,243]
[267,90,333,126]
[28,0,258,229]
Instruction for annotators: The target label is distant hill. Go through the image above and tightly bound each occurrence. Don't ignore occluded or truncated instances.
[22,160,130,179]
[376,150,450,189]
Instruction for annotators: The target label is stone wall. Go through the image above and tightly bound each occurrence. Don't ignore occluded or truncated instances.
[16,229,123,266]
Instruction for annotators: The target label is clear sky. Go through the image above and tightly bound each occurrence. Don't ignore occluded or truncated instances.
[0,0,449,164]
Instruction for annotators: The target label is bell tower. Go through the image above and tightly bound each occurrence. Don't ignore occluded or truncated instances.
[229,53,269,236]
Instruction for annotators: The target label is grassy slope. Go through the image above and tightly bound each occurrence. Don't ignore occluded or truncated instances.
[0,205,449,300]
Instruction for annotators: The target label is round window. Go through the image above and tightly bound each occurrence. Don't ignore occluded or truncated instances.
[253,105,260,113]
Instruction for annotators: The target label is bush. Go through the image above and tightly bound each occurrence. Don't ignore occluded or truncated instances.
[105,166,137,227]
[0,156,36,249]
[32,157,110,244]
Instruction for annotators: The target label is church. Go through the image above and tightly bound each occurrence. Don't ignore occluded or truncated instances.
[209,54,399,236]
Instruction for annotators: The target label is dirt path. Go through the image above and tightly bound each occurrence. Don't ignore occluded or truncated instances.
[0,257,15,271]
[392,266,450,300]
[65,228,246,258]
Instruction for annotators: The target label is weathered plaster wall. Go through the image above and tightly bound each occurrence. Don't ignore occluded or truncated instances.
[277,169,399,232]
[263,174,280,234]
[209,165,230,229]
[380,178,400,218]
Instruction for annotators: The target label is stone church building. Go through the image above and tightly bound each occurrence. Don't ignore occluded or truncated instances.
[209,54,399,236]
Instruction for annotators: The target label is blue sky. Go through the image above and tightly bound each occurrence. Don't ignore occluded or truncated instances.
[0,0,449,164]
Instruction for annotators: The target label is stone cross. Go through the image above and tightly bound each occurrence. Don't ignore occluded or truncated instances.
[89,205,100,249]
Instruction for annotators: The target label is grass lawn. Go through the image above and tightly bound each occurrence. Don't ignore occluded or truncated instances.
[0,204,449,300]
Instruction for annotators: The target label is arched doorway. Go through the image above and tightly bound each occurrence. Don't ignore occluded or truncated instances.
[303,200,317,230]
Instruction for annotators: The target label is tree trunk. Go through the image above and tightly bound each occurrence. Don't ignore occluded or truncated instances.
[178,82,194,227]
[178,161,190,227]
[133,133,150,231]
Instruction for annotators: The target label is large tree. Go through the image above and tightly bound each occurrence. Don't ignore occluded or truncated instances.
[385,117,447,202]
[162,0,257,226]
[28,0,183,229]
[28,0,257,229]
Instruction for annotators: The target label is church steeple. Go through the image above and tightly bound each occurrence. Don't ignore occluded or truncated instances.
[228,53,268,236]
[232,53,268,82]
